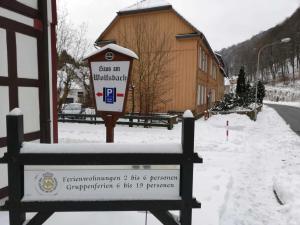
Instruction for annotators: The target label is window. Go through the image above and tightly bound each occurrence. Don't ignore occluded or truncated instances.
[211,89,216,102]
[198,47,202,70]
[212,64,217,80]
[199,48,208,73]
[204,86,206,104]
[197,85,201,105]
[198,85,206,105]
[202,50,205,71]
[201,85,206,105]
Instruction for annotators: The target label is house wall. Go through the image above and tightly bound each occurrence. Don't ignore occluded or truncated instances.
[196,39,225,114]
[101,10,198,113]
[99,9,224,114]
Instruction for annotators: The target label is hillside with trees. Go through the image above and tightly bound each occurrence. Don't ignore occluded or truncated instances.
[219,7,300,83]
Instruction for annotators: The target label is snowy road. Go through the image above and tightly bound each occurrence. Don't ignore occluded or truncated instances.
[1,106,300,225]
[266,104,300,136]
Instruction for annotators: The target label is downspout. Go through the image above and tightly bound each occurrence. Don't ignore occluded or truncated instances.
[51,0,58,143]
[39,0,51,143]
[195,39,200,114]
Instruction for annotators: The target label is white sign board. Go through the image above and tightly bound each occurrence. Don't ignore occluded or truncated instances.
[23,166,180,201]
[91,61,130,112]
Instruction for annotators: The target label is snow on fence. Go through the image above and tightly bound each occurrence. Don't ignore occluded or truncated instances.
[0,111,202,225]
[210,105,263,121]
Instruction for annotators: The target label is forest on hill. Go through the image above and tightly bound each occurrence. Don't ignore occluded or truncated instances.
[219,7,300,84]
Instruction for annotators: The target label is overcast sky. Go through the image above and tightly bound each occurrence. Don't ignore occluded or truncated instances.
[58,0,300,51]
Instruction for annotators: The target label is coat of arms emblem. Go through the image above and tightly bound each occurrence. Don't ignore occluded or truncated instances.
[38,172,58,193]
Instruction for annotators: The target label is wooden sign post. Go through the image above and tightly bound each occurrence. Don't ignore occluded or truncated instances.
[84,44,138,142]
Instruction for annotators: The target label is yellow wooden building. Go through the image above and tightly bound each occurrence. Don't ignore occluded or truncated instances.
[95,0,226,115]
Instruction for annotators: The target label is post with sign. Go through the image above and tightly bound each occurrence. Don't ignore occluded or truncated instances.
[84,44,138,142]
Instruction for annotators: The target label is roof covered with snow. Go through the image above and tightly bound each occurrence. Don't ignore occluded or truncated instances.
[224,77,231,86]
[96,0,220,69]
[119,0,171,13]
[84,44,138,60]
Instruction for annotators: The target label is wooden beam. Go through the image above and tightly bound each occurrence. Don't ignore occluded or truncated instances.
[150,210,180,225]
[15,153,202,165]
[0,0,39,19]
[26,212,54,225]
[16,200,185,212]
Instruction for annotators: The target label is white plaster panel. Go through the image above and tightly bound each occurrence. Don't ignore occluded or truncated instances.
[18,87,40,133]
[16,33,39,79]
[0,164,8,188]
[0,148,6,158]
[0,7,34,27]
[17,0,38,9]
[0,87,9,138]
[0,28,8,77]
[0,147,7,188]
[47,0,53,23]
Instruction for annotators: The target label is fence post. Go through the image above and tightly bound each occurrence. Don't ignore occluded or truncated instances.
[6,112,25,225]
[180,110,195,225]
[129,117,133,127]
[168,117,174,130]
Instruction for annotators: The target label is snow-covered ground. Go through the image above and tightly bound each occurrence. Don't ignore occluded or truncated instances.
[265,80,300,103]
[1,106,300,225]
[264,100,300,108]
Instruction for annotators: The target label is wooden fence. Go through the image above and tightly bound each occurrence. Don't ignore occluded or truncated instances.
[58,113,178,130]
[0,112,202,225]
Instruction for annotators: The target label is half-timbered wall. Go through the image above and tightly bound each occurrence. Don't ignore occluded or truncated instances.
[0,0,57,198]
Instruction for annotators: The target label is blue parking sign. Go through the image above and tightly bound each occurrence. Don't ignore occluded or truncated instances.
[103,87,116,104]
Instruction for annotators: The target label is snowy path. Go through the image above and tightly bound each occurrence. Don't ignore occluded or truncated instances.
[1,106,300,225]
[220,108,288,225]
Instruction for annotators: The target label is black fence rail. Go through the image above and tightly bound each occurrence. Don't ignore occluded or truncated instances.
[58,113,178,130]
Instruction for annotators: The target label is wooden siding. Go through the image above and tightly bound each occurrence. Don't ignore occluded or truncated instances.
[99,9,224,114]
[196,39,225,114]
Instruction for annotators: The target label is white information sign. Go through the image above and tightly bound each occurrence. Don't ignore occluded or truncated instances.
[23,166,180,201]
[91,61,130,112]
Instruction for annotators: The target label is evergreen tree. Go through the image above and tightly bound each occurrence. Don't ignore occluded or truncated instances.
[257,80,266,103]
[236,66,246,97]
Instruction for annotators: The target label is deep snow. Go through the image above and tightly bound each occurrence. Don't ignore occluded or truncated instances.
[1,106,300,225]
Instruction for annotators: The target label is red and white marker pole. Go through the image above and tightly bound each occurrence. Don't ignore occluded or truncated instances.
[226,120,229,141]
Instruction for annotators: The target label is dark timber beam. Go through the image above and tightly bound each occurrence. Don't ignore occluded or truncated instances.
[150,210,180,225]
[17,200,185,212]
[26,212,54,225]
[13,153,202,165]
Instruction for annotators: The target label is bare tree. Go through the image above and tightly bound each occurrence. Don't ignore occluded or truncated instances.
[117,16,173,114]
[56,4,90,111]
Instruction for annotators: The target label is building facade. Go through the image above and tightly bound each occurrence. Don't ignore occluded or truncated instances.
[0,0,57,198]
[96,0,226,115]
